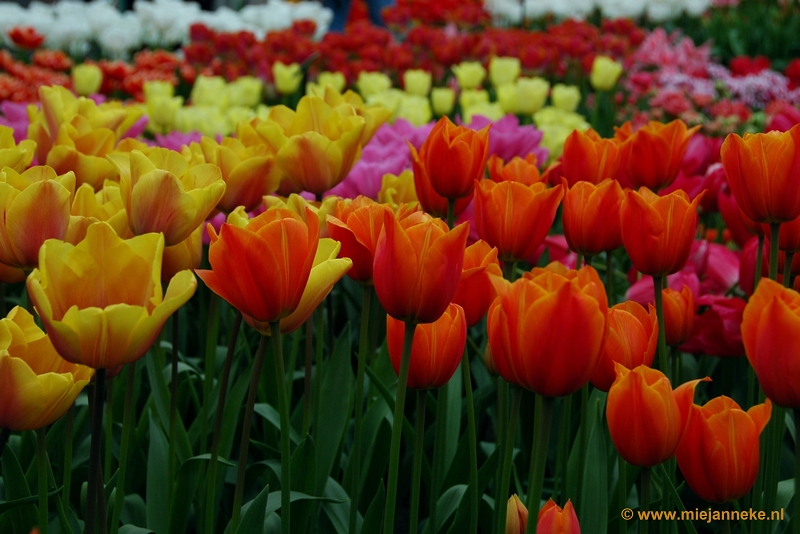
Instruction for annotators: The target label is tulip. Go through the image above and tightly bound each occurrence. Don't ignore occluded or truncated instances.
[487,154,543,186]
[676,396,771,502]
[66,182,129,243]
[0,306,93,431]
[591,302,658,392]
[227,76,263,108]
[551,84,581,113]
[373,211,468,324]
[474,179,564,263]
[313,71,347,94]
[72,64,103,97]
[0,125,36,172]
[721,125,800,223]
[590,56,623,91]
[506,495,529,534]
[161,225,203,283]
[315,87,391,145]
[387,303,466,389]
[273,62,303,95]
[620,187,704,277]
[607,365,704,467]
[409,116,490,201]
[431,88,456,116]
[397,95,432,127]
[662,286,695,347]
[560,129,621,187]
[357,71,393,99]
[487,264,608,397]
[411,160,473,219]
[537,499,581,533]
[47,116,120,190]
[191,76,228,108]
[452,240,503,327]
[489,57,521,87]
[619,120,700,190]
[0,165,75,269]
[563,179,625,257]
[262,193,339,238]
[109,148,226,246]
[379,170,419,209]
[742,278,800,407]
[452,62,486,90]
[404,70,432,96]
[27,222,197,369]
[326,196,396,283]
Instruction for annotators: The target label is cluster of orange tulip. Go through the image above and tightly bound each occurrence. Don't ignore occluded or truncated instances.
[2,78,800,534]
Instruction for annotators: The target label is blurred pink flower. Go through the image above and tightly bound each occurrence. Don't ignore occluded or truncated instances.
[154,131,204,151]
[626,270,701,306]
[463,114,548,165]
[680,294,746,357]
[0,101,31,143]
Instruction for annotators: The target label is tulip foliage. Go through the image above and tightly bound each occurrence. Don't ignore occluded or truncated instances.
[3,81,800,534]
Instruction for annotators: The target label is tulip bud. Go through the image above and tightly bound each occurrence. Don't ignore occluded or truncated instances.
[551,84,581,112]
[505,495,528,534]
[379,170,418,209]
[71,64,103,96]
[490,56,521,88]
[515,77,550,115]
[590,56,623,91]
[191,75,228,108]
[403,69,432,96]
[317,71,347,93]
[227,76,263,107]
[662,286,695,347]
[431,87,456,116]
[537,499,581,533]
[452,61,486,90]
[273,62,303,95]
[357,71,393,99]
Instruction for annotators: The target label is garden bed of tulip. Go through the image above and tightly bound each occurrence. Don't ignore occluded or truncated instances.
[2,1,800,534]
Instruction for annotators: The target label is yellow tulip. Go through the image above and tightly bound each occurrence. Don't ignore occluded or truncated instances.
[307,85,390,145]
[71,64,103,97]
[27,222,197,369]
[379,169,419,209]
[161,224,203,283]
[431,87,456,116]
[143,80,174,100]
[551,84,582,112]
[145,95,184,134]
[308,71,347,94]
[190,75,229,108]
[366,89,403,122]
[515,77,550,114]
[0,125,36,172]
[273,62,303,95]
[397,94,432,127]
[590,56,624,91]
[0,306,93,431]
[46,115,120,190]
[357,71,392,99]
[175,106,231,136]
[452,61,486,90]
[263,193,339,238]
[403,70,432,96]
[459,89,490,110]
[227,76,263,107]
[66,181,129,243]
[489,57,521,87]
[463,102,505,124]
[108,148,226,246]
[0,165,75,269]
[533,107,591,161]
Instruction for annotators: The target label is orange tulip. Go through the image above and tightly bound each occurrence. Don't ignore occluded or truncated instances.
[591,301,658,392]
[721,125,800,223]
[536,499,581,534]
[676,396,771,503]
[452,240,503,327]
[386,303,466,389]
[741,278,800,407]
[373,210,468,324]
[607,365,704,467]
[474,180,564,263]
[487,264,608,397]
[619,120,700,190]
[620,187,703,277]
[563,179,625,257]
[662,285,695,346]
[408,116,490,200]
[412,162,473,219]
[561,128,621,187]
[505,495,529,534]
[487,154,543,186]
[326,196,395,283]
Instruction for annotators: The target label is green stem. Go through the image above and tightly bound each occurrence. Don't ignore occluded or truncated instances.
[653,276,669,380]
[168,312,179,504]
[585,255,593,267]
[86,368,106,534]
[0,428,8,460]
[202,293,220,442]
[110,362,137,534]
[104,378,113,484]
[722,518,732,534]
[312,307,324,434]
[430,380,450,533]
[495,388,523,534]
[575,386,589,506]
[62,405,74,509]
[463,348,479,534]
[37,427,48,534]
[640,467,651,534]
[618,458,627,534]
[271,322,291,534]
[384,322,417,534]
[349,287,373,534]
[554,395,572,504]
[525,395,555,534]
[493,378,509,531]
[795,408,800,534]
[763,404,786,528]
[755,234,764,292]
[606,252,615,306]
[769,223,781,281]
[303,318,313,436]
[447,198,455,229]
[409,390,427,533]
[576,253,584,270]
[231,334,270,533]
[204,310,243,534]
[784,251,795,288]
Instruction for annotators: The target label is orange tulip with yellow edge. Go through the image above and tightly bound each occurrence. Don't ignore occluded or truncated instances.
[607,364,705,467]
[474,179,564,263]
[619,120,700,190]
[46,115,120,190]
[0,165,75,269]
[109,148,226,246]
[27,222,198,369]
[662,285,695,346]
[386,303,466,389]
[561,128,621,187]
[721,125,800,223]
[505,495,529,534]
[0,306,93,431]
[487,263,608,397]
[373,210,469,324]
[0,126,36,172]
[536,499,581,534]
[676,396,771,502]
[408,116,490,199]
[620,187,704,277]
[591,301,658,392]
[452,240,502,327]
[563,179,625,257]
[65,182,129,244]
[487,154,543,186]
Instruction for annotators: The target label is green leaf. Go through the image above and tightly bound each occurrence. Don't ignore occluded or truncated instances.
[169,455,226,534]
[146,414,170,534]
[290,436,317,534]
[254,404,301,445]
[0,445,37,532]
[119,526,156,534]
[264,491,346,516]
[234,484,270,534]
[0,487,61,514]
[360,481,384,534]
[422,485,467,534]
[442,363,463,473]
[321,477,355,534]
